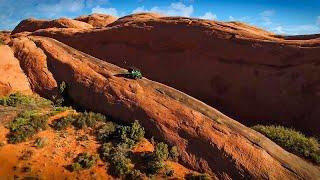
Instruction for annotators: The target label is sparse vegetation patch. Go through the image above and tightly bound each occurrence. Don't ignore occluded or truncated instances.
[7,110,49,144]
[186,173,212,180]
[252,125,320,164]
[0,92,51,108]
[70,153,97,171]
[34,137,48,148]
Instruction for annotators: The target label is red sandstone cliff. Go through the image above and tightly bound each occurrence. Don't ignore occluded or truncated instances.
[17,13,320,136]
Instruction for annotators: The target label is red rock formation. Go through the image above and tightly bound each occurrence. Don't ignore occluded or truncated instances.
[0,45,32,96]
[11,18,92,34]
[28,14,320,136]
[10,36,320,179]
[75,13,117,28]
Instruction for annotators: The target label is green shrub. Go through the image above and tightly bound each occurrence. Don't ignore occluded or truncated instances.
[58,81,67,94]
[51,115,75,131]
[70,153,97,171]
[252,125,320,164]
[70,162,82,171]
[130,120,145,142]
[108,146,132,177]
[0,92,52,108]
[154,142,169,160]
[165,167,174,177]
[127,169,143,180]
[7,110,48,143]
[34,137,48,148]
[169,146,179,161]
[0,92,32,106]
[72,112,106,129]
[97,122,117,142]
[115,121,145,148]
[50,106,72,115]
[99,143,113,161]
[186,173,212,180]
[146,160,165,175]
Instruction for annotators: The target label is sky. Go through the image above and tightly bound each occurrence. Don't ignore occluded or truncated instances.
[0,0,319,35]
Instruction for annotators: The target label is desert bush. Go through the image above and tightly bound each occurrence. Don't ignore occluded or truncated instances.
[96,122,117,142]
[252,125,320,164]
[72,112,106,129]
[146,159,165,175]
[51,115,75,131]
[154,142,169,160]
[127,169,143,180]
[107,146,132,177]
[169,146,179,161]
[52,81,67,106]
[58,81,67,94]
[99,142,113,161]
[165,166,174,177]
[0,92,32,106]
[114,120,145,148]
[130,120,145,141]
[186,173,212,180]
[50,106,72,115]
[7,110,48,143]
[70,153,97,171]
[34,137,48,148]
[0,39,4,45]
[0,92,51,108]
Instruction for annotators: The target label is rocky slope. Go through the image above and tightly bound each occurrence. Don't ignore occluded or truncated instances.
[17,13,320,136]
[4,35,319,179]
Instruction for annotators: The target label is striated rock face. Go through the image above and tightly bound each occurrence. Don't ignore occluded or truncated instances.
[27,13,320,136]
[0,45,32,96]
[75,13,117,28]
[11,18,93,34]
[10,36,320,179]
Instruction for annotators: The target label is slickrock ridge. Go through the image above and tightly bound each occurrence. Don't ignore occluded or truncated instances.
[26,13,320,136]
[11,18,93,34]
[0,45,32,96]
[9,36,320,179]
[75,13,118,28]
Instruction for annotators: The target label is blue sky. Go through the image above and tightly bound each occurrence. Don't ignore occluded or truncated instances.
[0,0,319,35]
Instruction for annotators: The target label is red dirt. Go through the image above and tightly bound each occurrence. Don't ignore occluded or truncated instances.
[0,110,194,179]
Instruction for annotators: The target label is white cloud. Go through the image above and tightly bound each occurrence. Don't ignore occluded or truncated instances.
[132,2,194,17]
[228,16,250,22]
[91,6,118,17]
[199,12,217,20]
[273,26,285,34]
[36,0,85,18]
[272,24,320,35]
[259,10,274,26]
[132,6,148,14]
[259,10,274,17]
[85,0,109,8]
